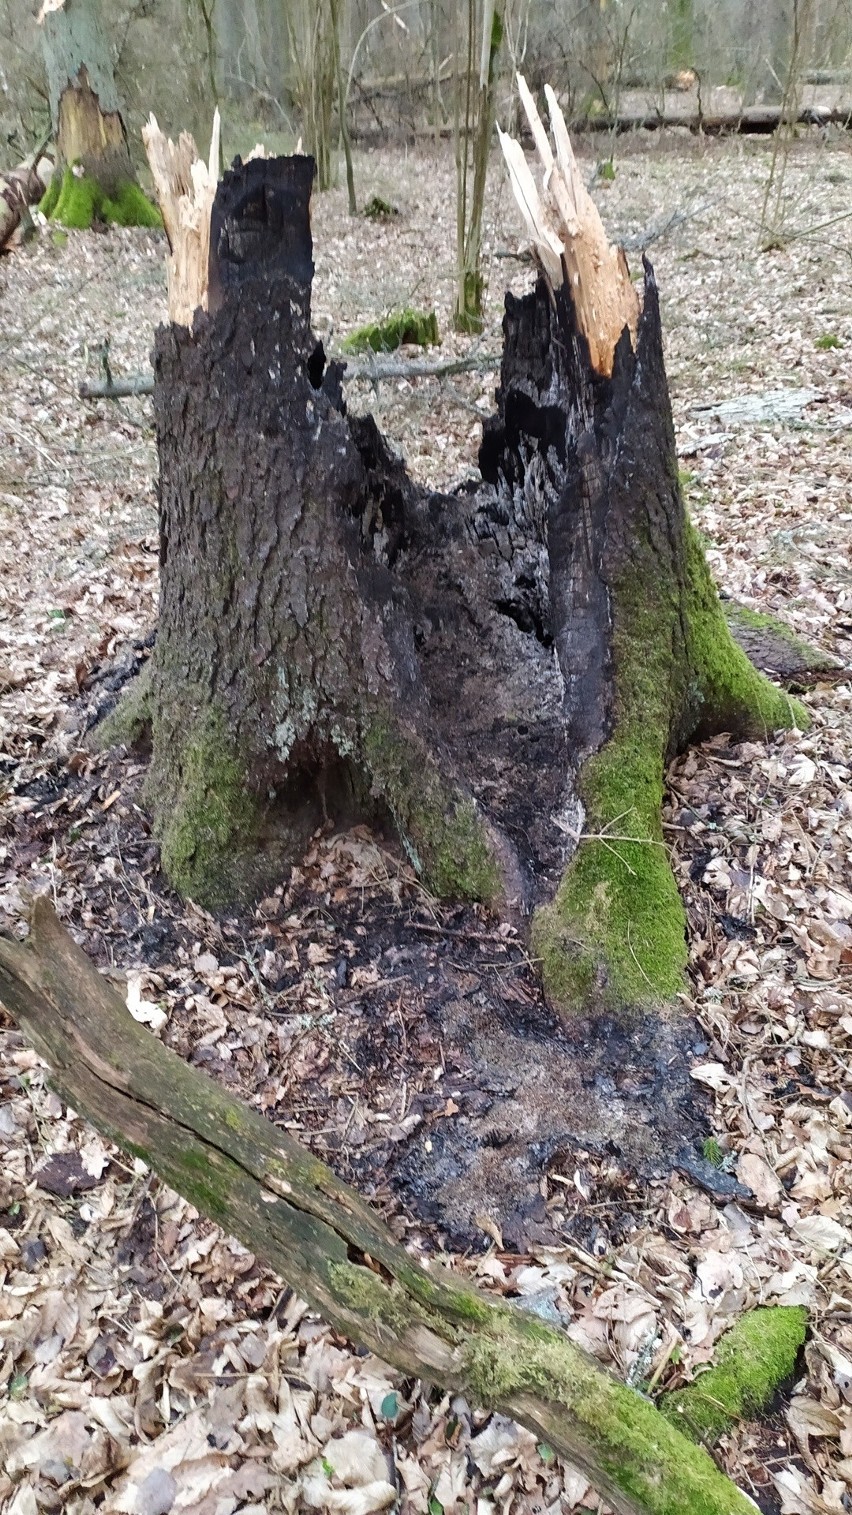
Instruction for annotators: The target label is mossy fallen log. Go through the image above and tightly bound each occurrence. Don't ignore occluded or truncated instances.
[0,898,759,1515]
[661,1305,807,1444]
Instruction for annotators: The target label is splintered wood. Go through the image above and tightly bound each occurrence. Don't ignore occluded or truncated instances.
[499,75,640,376]
[142,110,220,327]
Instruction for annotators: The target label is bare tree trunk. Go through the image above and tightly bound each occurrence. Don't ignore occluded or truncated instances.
[38,0,159,229]
[454,0,502,332]
[288,0,340,190]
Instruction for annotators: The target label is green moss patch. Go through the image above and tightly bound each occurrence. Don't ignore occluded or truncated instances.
[535,508,805,1015]
[149,707,262,911]
[532,730,687,1011]
[363,195,398,220]
[342,307,439,355]
[661,1306,807,1444]
[40,165,161,230]
[683,522,808,737]
[534,531,690,1010]
[362,715,500,905]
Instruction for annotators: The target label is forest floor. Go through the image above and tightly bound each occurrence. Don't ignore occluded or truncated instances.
[1,126,852,1515]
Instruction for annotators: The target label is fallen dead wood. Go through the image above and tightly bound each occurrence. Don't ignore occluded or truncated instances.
[570,101,852,134]
[79,373,155,399]
[0,135,53,253]
[0,898,758,1515]
[350,99,852,146]
[79,350,500,400]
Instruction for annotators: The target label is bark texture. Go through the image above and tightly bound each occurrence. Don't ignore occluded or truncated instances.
[141,151,800,1013]
[0,899,761,1515]
[39,0,159,229]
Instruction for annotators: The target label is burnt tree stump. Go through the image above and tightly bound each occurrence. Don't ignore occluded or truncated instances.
[126,97,800,1023]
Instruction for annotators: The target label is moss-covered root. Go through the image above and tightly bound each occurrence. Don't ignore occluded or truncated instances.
[341,307,439,355]
[146,708,262,910]
[89,663,153,752]
[532,520,807,1016]
[685,522,808,738]
[531,736,687,1011]
[361,715,502,906]
[661,1306,807,1445]
[40,165,161,230]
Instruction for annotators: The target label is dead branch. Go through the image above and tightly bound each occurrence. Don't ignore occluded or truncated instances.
[79,350,500,401]
[0,899,757,1515]
[0,132,53,253]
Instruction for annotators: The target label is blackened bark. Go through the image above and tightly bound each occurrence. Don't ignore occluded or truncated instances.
[149,154,573,912]
[144,152,797,1015]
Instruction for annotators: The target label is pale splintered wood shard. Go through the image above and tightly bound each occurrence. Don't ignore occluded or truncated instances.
[142,110,220,326]
[499,74,640,377]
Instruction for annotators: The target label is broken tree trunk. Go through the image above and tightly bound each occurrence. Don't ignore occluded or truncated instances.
[128,96,800,1018]
[37,0,160,230]
[0,898,759,1515]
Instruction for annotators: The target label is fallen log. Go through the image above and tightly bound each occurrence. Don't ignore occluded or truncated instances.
[0,897,758,1515]
[79,373,155,399]
[351,100,852,145]
[0,135,54,253]
[78,349,500,400]
[570,101,852,134]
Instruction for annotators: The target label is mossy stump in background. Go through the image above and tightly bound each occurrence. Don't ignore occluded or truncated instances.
[39,0,160,231]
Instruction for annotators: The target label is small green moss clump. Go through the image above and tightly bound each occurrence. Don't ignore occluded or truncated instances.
[342,307,439,355]
[150,707,262,910]
[40,165,161,230]
[362,715,500,905]
[363,195,398,220]
[661,1306,807,1444]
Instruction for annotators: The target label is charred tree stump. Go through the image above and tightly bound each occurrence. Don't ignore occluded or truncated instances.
[0,899,762,1515]
[129,96,800,1020]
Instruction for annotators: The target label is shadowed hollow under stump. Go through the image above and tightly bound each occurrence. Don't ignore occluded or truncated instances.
[94,104,806,1232]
